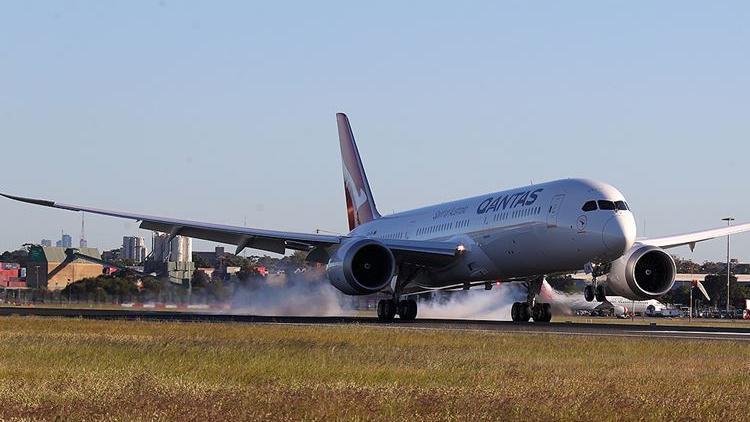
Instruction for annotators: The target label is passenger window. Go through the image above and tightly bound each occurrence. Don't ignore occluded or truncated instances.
[582,201,597,212]
[598,200,616,210]
[615,200,629,211]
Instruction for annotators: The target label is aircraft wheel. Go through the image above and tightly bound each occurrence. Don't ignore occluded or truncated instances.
[595,285,607,302]
[540,303,552,322]
[532,303,543,321]
[517,303,531,322]
[584,285,595,302]
[377,299,396,322]
[531,303,552,322]
[398,299,418,321]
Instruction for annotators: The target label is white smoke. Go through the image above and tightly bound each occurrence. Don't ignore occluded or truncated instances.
[539,279,582,316]
[224,270,582,320]
[416,283,526,320]
[228,270,357,316]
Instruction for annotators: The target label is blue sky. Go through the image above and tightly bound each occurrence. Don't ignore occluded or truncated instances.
[1,1,748,262]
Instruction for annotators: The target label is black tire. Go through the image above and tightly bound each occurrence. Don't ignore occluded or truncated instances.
[518,303,531,322]
[595,285,607,302]
[408,299,417,320]
[584,285,595,302]
[399,299,418,321]
[385,300,397,321]
[541,303,552,322]
[377,299,396,322]
[532,303,543,321]
[511,302,519,322]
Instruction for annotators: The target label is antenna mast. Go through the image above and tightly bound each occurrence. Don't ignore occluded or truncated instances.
[79,212,87,248]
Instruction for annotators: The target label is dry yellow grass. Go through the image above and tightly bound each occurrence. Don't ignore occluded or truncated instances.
[0,316,748,421]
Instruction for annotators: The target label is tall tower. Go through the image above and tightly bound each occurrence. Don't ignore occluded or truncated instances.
[79,212,88,248]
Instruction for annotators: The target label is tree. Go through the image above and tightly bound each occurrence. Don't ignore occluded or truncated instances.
[673,256,701,274]
[0,249,29,265]
[287,250,308,267]
[546,274,578,294]
[192,253,211,268]
[190,270,211,290]
[661,283,690,306]
[702,274,745,308]
[236,263,260,282]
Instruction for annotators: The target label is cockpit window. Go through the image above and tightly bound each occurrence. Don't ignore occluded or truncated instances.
[598,200,616,210]
[582,201,597,212]
[614,200,629,211]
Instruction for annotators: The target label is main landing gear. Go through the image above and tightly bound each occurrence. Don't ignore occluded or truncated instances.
[377,298,417,322]
[511,276,552,323]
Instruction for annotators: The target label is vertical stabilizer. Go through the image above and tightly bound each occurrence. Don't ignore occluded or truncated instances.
[336,113,381,230]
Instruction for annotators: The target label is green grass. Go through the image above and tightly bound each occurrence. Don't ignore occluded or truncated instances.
[0,317,748,421]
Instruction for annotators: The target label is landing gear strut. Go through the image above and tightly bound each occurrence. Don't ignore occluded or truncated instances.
[376,265,420,322]
[511,276,552,322]
[585,263,610,302]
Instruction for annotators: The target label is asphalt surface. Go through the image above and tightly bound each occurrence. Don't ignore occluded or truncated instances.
[2,306,750,341]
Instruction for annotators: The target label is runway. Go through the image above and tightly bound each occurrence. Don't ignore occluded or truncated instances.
[2,306,749,341]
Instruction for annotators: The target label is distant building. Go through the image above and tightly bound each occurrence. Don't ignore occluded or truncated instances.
[101,249,122,262]
[79,239,88,248]
[122,236,148,262]
[40,239,52,247]
[193,246,227,268]
[0,262,25,289]
[25,246,103,290]
[152,234,192,263]
[145,233,194,285]
[55,233,73,248]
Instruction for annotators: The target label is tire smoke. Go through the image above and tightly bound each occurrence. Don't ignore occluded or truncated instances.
[227,270,357,316]
[416,283,526,321]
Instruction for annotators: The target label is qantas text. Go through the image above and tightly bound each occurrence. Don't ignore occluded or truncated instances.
[476,189,544,214]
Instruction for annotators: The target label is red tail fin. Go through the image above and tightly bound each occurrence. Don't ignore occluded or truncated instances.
[337,113,381,231]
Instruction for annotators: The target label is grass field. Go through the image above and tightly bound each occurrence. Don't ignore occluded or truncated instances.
[0,317,748,421]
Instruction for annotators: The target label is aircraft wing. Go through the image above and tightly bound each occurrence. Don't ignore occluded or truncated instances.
[1,192,340,254]
[1,192,463,264]
[638,222,750,250]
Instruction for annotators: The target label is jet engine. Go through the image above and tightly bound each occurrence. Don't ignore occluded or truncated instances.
[326,238,395,295]
[605,245,676,300]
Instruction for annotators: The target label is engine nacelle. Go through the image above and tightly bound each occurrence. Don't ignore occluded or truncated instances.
[605,245,676,300]
[326,238,395,295]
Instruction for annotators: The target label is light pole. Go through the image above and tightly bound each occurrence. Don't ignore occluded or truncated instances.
[722,217,735,313]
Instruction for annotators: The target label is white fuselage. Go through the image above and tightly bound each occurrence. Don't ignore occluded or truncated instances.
[350,178,637,290]
[565,294,666,315]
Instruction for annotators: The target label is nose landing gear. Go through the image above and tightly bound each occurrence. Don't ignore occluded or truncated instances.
[584,263,611,302]
[584,284,607,302]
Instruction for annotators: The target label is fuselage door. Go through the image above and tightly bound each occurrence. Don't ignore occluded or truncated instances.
[546,194,565,227]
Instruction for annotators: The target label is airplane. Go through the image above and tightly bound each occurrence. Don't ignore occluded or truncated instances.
[548,288,667,317]
[3,113,750,322]
[541,276,711,318]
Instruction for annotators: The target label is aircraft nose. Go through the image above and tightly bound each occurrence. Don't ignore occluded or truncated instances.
[602,214,636,257]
